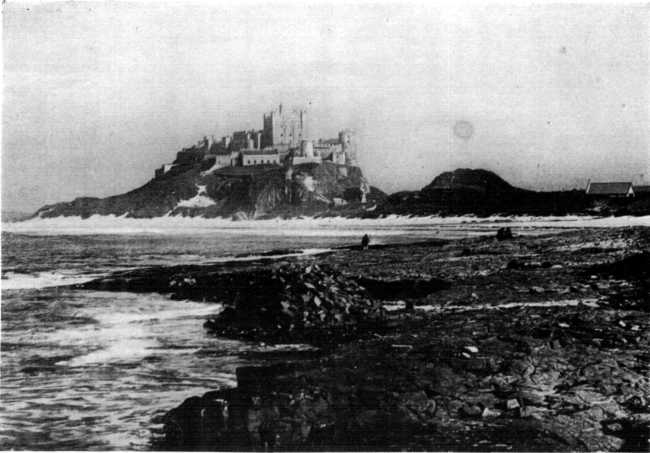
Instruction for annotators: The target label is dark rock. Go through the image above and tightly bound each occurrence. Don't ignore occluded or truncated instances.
[355,276,450,300]
[625,395,648,412]
[461,404,483,417]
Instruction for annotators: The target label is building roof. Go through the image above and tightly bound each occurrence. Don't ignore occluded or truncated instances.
[318,138,341,145]
[634,185,650,193]
[586,182,633,195]
[241,149,279,156]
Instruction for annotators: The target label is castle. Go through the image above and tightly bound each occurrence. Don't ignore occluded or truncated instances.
[155,104,358,177]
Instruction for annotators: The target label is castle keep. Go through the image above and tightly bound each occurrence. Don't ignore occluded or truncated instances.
[155,104,358,177]
[262,104,308,149]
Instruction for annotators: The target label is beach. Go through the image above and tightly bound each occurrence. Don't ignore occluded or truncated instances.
[79,225,649,451]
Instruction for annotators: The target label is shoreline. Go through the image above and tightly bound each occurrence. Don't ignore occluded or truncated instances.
[3,213,649,238]
[75,226,650,450]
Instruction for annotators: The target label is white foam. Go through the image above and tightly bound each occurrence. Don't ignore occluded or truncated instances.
[0,248,330,291]
[205,247,332,264]
[90,303,223,325]
[4,214,649,236]
[50,295,224,367]
[61,338,160,367]
[415,298,600,313]
[1,271,102,290]
[553,239,633,251]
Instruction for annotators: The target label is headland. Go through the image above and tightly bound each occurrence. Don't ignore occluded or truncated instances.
[27,105,650,221]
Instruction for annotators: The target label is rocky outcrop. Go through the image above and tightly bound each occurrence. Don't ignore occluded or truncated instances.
[376,168,591,216]
[34,160,384,219]
[156,303,650,451]
[151,227,650,451]
[31,165,649,220]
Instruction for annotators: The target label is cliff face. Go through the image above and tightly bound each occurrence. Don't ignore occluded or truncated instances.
[34,159,382,219]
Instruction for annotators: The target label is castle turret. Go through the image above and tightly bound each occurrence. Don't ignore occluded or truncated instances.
[339,129,357,165]
[301,140,314,158]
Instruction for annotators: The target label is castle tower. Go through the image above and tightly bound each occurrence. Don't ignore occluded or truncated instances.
[262,104,308,149]
[301,140,314,158]
[300,110,308,142]
[339,129,357,165]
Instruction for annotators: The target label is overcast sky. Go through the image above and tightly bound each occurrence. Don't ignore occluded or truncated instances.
[3,1,649,212]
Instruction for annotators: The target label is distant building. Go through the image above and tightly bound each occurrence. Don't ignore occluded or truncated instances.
[585,182,635,197]
[241,149,280,166]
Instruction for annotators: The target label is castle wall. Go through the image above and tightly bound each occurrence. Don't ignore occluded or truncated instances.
[241,150,281,166]
[314,143,342,161]
[204,154,231,169]
[292,156,322,165]
[176,148,206,164]
[231,131,251,151]
[155,163,176,178]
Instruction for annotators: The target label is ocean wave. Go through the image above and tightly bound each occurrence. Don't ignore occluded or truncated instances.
[1,271,103,290]
[0,249,331,291]
[46,295,224,367]
[206,247,332,263]
[3,213,649,236]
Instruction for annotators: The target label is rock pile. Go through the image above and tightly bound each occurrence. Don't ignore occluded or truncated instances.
[204,263,385,345]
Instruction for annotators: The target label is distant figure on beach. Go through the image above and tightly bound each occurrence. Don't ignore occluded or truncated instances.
[496,227,513,241]
[361,234,370,250]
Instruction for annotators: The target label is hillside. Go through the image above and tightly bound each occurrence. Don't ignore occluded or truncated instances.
[33,158,384,220]
[374,168,593,216]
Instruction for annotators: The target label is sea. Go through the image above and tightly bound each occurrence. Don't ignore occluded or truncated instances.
[2,214,649,449]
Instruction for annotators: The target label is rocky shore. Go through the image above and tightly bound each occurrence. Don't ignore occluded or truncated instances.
[83,227,650,451]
